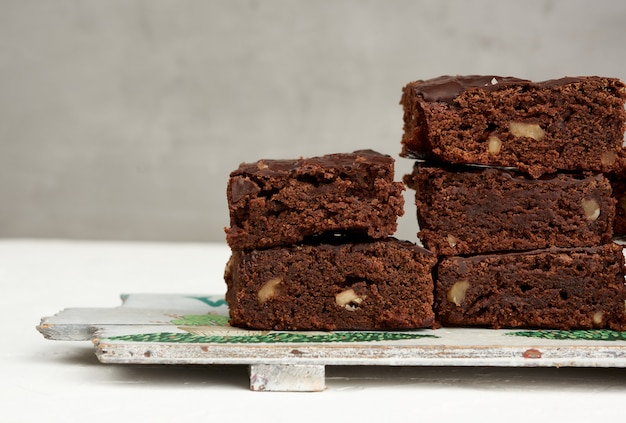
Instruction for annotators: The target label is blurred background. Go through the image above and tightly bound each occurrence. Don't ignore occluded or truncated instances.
[1,0,625,243]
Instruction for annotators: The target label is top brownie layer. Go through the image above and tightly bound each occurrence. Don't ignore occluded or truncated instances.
[400,75,626,178]
[225,150,404,250]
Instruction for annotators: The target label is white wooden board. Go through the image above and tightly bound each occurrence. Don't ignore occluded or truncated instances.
[37,293,626,391]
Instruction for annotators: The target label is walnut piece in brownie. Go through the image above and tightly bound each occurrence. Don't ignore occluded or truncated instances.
[224,238,436,331]
[225,150,404,250]
[404,164,616,256]
[435,243,626,330]
[400,75,626,178]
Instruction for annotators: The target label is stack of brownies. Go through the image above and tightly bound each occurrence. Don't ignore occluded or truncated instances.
[224,150,437,330]
[400,75,626,330]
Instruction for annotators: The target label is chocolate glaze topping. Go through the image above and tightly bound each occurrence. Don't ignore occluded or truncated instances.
[411,75,587,104]
[232,149,392,176]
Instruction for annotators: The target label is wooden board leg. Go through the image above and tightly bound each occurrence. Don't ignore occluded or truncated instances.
[249,364,326,392]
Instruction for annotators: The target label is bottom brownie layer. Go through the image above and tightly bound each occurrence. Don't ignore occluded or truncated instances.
[435,243,626,330]
[225,238,436,330]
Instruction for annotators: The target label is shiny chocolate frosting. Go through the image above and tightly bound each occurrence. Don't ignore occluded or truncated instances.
[410,75,585,104]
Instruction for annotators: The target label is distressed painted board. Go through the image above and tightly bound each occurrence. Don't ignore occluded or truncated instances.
[38,294,626,392]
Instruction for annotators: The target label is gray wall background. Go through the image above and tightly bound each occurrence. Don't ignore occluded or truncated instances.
[2,0,625,243]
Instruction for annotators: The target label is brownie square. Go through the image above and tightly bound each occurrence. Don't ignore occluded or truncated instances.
[404,163,615,256]
[404,164,615,256]
[435,243,626,330]
[400,75,626,178]
[225,150,405,250]
[224,238,436,331]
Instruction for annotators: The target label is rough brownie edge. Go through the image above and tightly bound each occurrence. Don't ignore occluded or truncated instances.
[403,163,616,256]
[610,172,626,235]
[225,149,405,250]
[435,243,626,330]
[400,75,626,178]
[224,238,436,331]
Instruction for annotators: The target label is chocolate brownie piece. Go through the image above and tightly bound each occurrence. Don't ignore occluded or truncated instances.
[404,164,615,256]
[224,238,436,330]
[435,243,626,330]
[400,75,626,178]
[225,150,405,250]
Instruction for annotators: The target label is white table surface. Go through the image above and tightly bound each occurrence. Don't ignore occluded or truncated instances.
[2,239,626,423]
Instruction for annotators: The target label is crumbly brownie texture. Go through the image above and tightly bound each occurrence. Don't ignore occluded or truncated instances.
[225,150,404,250]
[435,243,626,330]
[610,173,626,236]
[404,164,615,256]
[224,238,436,331]
[400,75,626,178]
